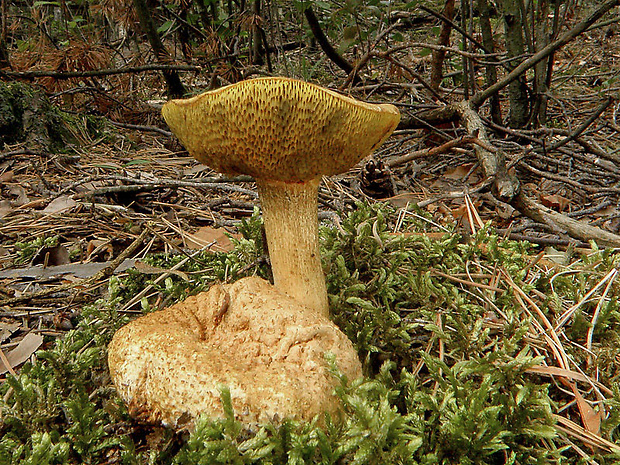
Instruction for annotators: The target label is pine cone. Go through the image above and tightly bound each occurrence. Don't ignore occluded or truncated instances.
[360,158,394,199]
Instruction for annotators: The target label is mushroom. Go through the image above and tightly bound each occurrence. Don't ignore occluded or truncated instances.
[108,78,400,428]
[161,77,400,316]
[108,276,362,427]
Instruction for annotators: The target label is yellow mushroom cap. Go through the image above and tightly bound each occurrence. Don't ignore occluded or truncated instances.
[162,77,400,183]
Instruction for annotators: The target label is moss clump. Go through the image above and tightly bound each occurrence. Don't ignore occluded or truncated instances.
[0,81,76,151]
[1,202,620,463]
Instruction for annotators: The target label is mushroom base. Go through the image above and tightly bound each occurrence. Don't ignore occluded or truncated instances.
[107,276,362,429]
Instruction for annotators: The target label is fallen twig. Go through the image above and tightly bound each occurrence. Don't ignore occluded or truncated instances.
[0,226,151,307]
[514,192,620,248]
[386,135,478,168]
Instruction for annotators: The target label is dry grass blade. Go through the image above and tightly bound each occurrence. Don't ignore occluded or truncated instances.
[525,365,613,396]
[0,347,16,377]
[464,193,484,234]
[118,245,214,312]
[586,268,617,363]
[553,414,620,454]
[570,384,601,435]
[430,269,503,292]
[502,269,570,369]
[555,268,618,330]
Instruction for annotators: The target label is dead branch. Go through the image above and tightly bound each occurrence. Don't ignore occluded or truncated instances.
[304,6,354,75]
[0,63,202,80]
[419,3,487,54]
[458,101,620,246]
[339,21,403,90]
[386,135,479,168]
[483,118,620,166]
[453,100,520,199]
[547,97,614,151]
[403,97,620,247]
[514,192,620,248]
[64,174,259,199]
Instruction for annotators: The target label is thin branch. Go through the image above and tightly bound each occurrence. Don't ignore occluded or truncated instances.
[0,225,151,306]
[419,3,488,54]
[547,97,614,151]
[340,21,402,90]
[471,0,620,108]
[304,6,354,75]
[0,63,202,80]
[386,135,479,168]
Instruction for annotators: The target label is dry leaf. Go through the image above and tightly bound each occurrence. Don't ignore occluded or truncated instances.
[33,245,71,266]
[571,384,601,434]
[540,193,571,212]
[87,239,114,261]
[8,185,29,205]
[385,192,419,209]
[0,323,20,343]
[0,199,13,218]
[444,163,475,180]
[0,332,43,375]
[0,170,14,183]
[451,204,468,222]
[43,195,77,214]
[544,246,570,265]
[186,226,237,252]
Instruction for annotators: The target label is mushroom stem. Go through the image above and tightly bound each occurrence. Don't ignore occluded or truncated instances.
[257,178,329,317]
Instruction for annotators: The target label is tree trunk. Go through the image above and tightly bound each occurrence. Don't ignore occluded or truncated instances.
[0,36,9,70]
[531,0,551,126]
[477,0,501,124]
[178,0,192,60]
[497,0,530,128]
[461,0,471,98]
[251,0,264,65]
[429,0,455,92]
[132,0,186,98]
[0,0,10,69]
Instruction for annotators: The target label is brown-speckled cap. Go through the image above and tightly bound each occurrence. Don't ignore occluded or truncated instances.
[162,77,400,183]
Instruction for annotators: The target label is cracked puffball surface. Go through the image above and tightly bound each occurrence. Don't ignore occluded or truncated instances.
[107,277,363,428]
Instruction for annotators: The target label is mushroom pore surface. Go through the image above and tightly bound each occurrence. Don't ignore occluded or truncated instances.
[161,77,400,183]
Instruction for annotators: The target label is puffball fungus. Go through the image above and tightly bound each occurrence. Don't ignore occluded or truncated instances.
[108,277,362,428]
[162,77,400,316]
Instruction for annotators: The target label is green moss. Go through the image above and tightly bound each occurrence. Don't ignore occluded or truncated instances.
[0,81,108,151]
[1,202,620,463]
[14,236,60,265]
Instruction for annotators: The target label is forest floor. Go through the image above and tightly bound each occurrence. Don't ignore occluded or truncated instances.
[2,25,620,335]
[1,15,620,464]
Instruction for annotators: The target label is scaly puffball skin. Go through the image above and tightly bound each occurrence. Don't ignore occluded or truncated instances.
[107,277,363,429]
[162,77,400,183]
